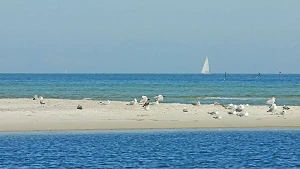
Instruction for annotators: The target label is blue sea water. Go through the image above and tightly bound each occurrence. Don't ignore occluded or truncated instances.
[0,129,299,168]
[0,73,300,105]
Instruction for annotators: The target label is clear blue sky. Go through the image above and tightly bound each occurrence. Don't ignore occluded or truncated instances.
[0,0,299,73]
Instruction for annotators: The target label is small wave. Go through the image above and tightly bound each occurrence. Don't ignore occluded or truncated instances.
[83,98,92,100]
[199,97,267,100]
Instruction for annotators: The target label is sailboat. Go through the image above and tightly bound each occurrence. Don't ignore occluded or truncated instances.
[201,56,210,74]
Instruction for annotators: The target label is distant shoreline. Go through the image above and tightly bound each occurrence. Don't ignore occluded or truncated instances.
[0,73,299,75]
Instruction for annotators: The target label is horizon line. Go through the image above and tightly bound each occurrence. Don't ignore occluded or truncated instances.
[0,72,297,75]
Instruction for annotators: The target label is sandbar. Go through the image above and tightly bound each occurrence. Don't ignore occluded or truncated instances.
[0,99,299,132]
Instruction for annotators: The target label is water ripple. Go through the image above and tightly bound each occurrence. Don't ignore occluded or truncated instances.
[0,130,299,168]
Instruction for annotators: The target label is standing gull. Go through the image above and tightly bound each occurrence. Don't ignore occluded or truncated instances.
[33,95,38,100]
[142,99,150,111]
[208,110,219,115]
[228,111,237,115]
[267,103,277,114]
[129,98,138,105]
[236,104,245,112]
[213,115,222,119]
[101,100,111,105]
[154,95,164,103]
[283,105,290,110]
[139,96,148,104]
[226,104,237,110]
[39,95,45,105]
[192,101,200,106]
[183,107,188,113]
[238,112,249,117]
[280,110,287,116]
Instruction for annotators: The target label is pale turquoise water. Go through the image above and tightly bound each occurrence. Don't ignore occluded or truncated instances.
[0,129,299,168]
[1,73,300,105]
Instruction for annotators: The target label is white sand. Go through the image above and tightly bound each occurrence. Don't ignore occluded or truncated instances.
[0,98,299,132]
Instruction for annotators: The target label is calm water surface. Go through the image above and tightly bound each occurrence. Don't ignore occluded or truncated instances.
[1,73,300,105]
[0,129,299,168]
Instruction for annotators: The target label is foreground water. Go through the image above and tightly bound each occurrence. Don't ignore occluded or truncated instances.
[1,73,300,105]
[0,129,299,168]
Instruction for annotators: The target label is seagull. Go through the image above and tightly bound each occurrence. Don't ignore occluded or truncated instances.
[154,95,164,102]
[213,115,222,119]
[139,96,148,103]
[238,112,249,117]
[283,105,290,110]
[192,101,200,106]
[142,99,150,107]
[77,105,83,110]
[214,102,224,106]
[228,111,237,115]
[129,98,138,105]
[236,104,245,112]
[143,99,150,111]
[226,103,234,109]
[33,95,38,100]
[214,102,225,108]
[208,110,219,115]
[101,100,111,105]
[226,104,237,110]
[183,107,188,113]
[39,95,45,105]
[267,97,276,105]
[267,103,277,114]
[280,110,287,116]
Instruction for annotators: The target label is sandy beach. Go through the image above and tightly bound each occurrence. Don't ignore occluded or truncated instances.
[0,98,299,132]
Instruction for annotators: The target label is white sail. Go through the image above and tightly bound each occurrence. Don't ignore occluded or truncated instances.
[201,56,210,74]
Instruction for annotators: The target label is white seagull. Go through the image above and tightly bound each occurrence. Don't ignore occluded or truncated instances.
[39,95,45,105]
[139,96,148,103]
[33,95,38,100]
[227,104,238,110]
[213,115,222,119]
[226,103,234,109]
[183,107,188,113]
[267,103,277,114]
[283,105,290,110]
[236,104,245,112]
[192,101,201,106]
[228,111,237,115]
[238,111,249,117]
[129,98,138,105]
[154,95,164,102]
[143,99,150,111]
[101,100,111,105]
[208,110,219,115]
[280,110,287,116]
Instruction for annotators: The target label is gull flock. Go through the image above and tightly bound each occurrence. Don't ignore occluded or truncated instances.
[32,94,290,119]
[128,95,289,120]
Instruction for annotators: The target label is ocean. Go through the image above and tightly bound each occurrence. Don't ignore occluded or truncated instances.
[0,73,300,105]
[0,129,299,168]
